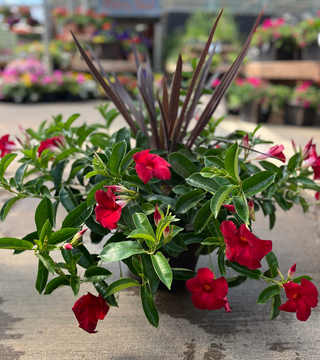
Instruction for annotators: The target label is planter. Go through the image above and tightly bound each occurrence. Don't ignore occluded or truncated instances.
[284,102,316,126]
[260,41,301,61]
[240,101,257,122]
[301,42,320,61]
[82,23,97,36]
[62,22,81,41]
[126,52,145,62]
[64,91,81,102]
[99,43,121,60]
[257,104,271,123]
[42,93,59,102]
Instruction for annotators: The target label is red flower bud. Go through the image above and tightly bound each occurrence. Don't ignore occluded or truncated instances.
[222,204,236,213]
[248,199,255,221]
[243,134,249,147]
[105,185,127,193]
[291,140,297,153]
[154,204,162,227]
[0,135,16,158]
[288,263,297,279]
[163,225,170,239]
[63,243,73,250]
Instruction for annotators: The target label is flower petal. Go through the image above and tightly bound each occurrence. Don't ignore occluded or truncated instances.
[283,281,302,300]
[135,163,153,184]
[279,299,297,313]
[95,189,115,208]
[301,278,319,308]
[220,221,239,243]
[236,246,262,270]
[238,224,258,247]
[133,149,150,164]
[205,294,227,310]
[191,293,208,310]
[296,299,311,321]
[250,239,273,260]
[196,268,214,286]
[186,277,203,294]
[153,165,171,181]
[211,277,228,300]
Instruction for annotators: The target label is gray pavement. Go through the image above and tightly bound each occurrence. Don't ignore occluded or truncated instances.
[0,101,320,359]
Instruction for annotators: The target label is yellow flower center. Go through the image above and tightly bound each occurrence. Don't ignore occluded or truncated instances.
[240,236,248,243]
[203,285,211,292]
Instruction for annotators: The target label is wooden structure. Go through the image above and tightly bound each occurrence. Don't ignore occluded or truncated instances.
[70,58,143,73]
[243,61,320,83]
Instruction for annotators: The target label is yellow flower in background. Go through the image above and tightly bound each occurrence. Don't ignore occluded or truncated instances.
[21,73,32,87]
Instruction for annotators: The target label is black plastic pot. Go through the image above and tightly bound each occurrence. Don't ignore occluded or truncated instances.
[42,93,59,102]
[240,101,256,122]
[257,104,271,123]
[301,42,320,61]
[100,42,121,60]
[260,41,301,61]
[64,92,81,102]
[284,103,316,126]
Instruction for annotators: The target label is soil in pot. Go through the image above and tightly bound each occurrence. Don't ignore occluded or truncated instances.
[284,102,316,126]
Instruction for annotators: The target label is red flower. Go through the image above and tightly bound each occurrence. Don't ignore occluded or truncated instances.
[220,221,272,270]
[95,188,122,230]
[302,144,320,180]
[288,263,296,279]
[38,135,64,156]
[186,268,229,311]
[72,292,109,333]
[222,204,236,213]
[133,150,171,184]
[0,135,15,158]
[211,78,220,87]
[243,133,249,147]
[154,204,162,226]
[316,192,319,201]
[279,279,318,321]
[249,144,286,163]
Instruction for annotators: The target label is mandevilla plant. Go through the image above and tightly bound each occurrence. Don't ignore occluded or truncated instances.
[0,10,319,333]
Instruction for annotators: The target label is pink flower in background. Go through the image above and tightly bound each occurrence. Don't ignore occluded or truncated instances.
[302,144,320,180]
[296,81,312,93]
[38,135,64,156]
[247,77,262,87]
[235,78,245,86]
[262,18,272,29]
[76,73,86,84]
[243,134,249,147]
[0,135,16,157]
[211,78,220,87]
[248,144,286,163]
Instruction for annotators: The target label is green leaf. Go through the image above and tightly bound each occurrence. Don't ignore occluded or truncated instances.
[204,156,225,169]
[273,193,288,211]
[120,148,142,174]
[183,232,207,245]
[35,259,49,294]
[93,281,118,307]
[224,142,240,182]
[36,253,55,275]
[86,179,111,207]
[259,161,282,177]
[71,245,93,269]
[141,254,160,293]
[35,197,54,237]
[44,275,71,295]
[225,260,261,280]
[218,247,226,276]
[186,173,223,193]
[70,276,80,296]
[265,252,279,279]
[242,171,276,197]
[59,187,77,212]
[257,285,281,304]
[0,153,17,179]
[0,196,21,222]
[109,140,127,175]
[140,285,159,328]
[99,241,144,262]
[105,278,140,297]
[288,153,301,172]
[151,252,173,290]
[175,189,205,214]
[168,153,198,178]
[0,237,34,250]
[39,219,52,244]
[84,266,113,282]
[128,229,156,243]
[14,162,28,190]
[287,176,320,192]
[193,200,213,234]
[52,159,67,191]
[233,193,249,224]
[201,237,222,245]
[133,213,156,240]
[292,275,313,283]
[226,275,247,288]
[172,268,197,281]
[122,174,152,194]
[270,294,281,320]
[53,148,79,166]
[141,203,155,216]
[49,228,78,245]
[62,202,93,228]
[65,113,80,129]
[210,185,237,218]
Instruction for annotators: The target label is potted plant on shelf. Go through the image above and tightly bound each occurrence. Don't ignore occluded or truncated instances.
[252,17,301,61]
[0,10,319,333]
[284,81,319,126]
[92,27,122,60]
[296,16,320,60]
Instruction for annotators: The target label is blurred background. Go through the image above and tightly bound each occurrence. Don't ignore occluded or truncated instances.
[0,0,320,128]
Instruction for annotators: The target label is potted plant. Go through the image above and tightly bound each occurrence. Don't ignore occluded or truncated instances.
[296,16,320,60]
[0,10,319,334]
[92,27,122,60]
[122,35,150,62]
[252,17,301,61]
[284,81,319,126]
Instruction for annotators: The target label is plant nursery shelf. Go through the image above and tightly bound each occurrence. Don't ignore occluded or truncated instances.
[244,61,320,82]
[70,59,144,73]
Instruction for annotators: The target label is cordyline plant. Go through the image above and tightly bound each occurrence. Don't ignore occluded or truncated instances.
[0,10,319,333]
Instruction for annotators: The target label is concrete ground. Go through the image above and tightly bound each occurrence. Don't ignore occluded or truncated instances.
[0,101,320,360]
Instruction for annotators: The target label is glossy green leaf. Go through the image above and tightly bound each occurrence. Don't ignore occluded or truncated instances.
[183,232,207,245]
[292,275,313,283]
[35,259,49,294]
[141,254,160,293]
[287,176,320,192]
[204,156,225,169]
[105,278,140,297]
[226,275,247,288]
[259,161,282,177]
[70,276,80,296]
[44,275,71,295]
[62,202,93,228]
[224,142,240,182]
[193,200,213,234]
[288,153,301,172]
[59,187,77,212]
[257,285,281,304]
[0,196,21,222]
[84,266,113,282]
[0,237,34,250]
[14,162,28,189]
[225,260,261,280]
[141,285,159,328]
[36,253,55,275]
[218,247,226,276]
[168,152,198,178]
[273,193,288,211]
[35,197,54,237]
[93,281,118,307]
[242,171,276,197]
[53,148,78,166]
[186,173,220,193]
[120,148,142,173]
[141,203,155,216]
[151,252,173,290]
[172,268,197,281]
[201,237,222,245]
[100,241,144,262]
[210,185,237,218]
[65,113,80,129]
[175,189,205,214]
[71,245,93,269]
[109,140,127,175]
[39,219,52,244]
[49,228,78,245]
[270,294,281,320]
[265,252,279,279]
[0,153,17,179]
[233,193,249,224]
[133,213,156,239]
[127,229,156,243]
